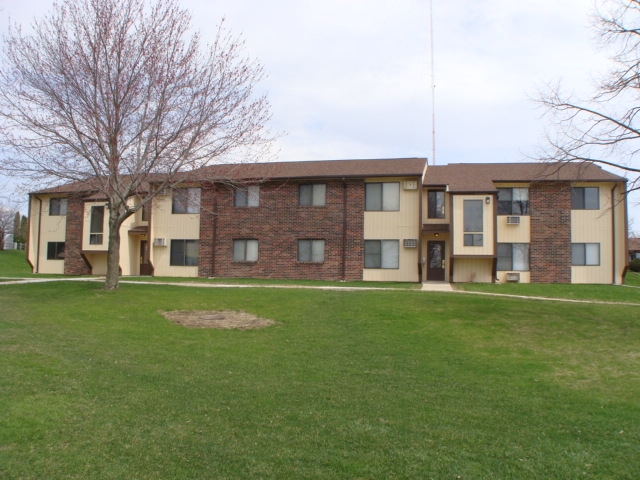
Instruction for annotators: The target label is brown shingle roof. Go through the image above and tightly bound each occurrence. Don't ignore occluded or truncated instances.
[629,238,640,252]
[423,162,626,193]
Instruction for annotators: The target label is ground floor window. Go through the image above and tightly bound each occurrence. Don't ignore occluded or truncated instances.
[233,239,259,262]
[572,243,600,266]
[298,239,325,263]
[170,239,199,266]
[47,242,65,260]
[364,240,399,269]
[497,243,529,271]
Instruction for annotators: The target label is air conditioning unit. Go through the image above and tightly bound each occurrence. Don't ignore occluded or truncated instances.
[505,272,520,282]
[153,238,167,247]
[506,216,520,225]
[403,181,418,190]
[403,239,418,248]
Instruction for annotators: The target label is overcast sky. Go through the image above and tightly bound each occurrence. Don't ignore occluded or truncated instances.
[2,0,638,225]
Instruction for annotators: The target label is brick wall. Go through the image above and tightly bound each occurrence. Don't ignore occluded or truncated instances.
[64,196,91,275]
[198,179,364,281]
[530,182,571,283]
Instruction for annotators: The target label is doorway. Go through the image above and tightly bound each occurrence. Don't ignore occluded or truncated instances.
[427,241,445,282]
[139,239,152,276]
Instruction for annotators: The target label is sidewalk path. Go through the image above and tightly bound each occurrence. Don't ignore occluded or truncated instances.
[1,276,639,307]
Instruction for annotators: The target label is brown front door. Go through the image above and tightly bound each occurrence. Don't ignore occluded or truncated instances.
[427,241,445,281]
[140,240,152,276]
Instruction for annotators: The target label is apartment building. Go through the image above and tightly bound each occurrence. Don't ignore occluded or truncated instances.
[27,158,628,284]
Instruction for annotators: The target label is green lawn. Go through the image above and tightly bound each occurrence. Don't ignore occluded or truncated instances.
[0,249,33,276]
[1,277,639,479]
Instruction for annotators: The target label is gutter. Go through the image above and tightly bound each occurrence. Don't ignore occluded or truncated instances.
[35,196,43,273]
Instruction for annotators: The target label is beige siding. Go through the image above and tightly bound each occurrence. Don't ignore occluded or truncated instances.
[496,215,530,243]
[31,196,67,274]
[150,194,200,277]
[571,182,623,284]
[85,253,107,275]
[422,189,450,224]
[363,178,420,282]
[452,195,494,256]
[453,258,493,283]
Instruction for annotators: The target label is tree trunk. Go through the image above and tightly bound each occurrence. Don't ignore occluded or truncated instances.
[103,207,122,290]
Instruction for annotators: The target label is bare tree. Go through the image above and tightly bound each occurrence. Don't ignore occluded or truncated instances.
[536,0,640,194]
[0,0,273,289]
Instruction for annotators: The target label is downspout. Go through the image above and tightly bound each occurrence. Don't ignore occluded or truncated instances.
[212,184,218,277]
[611,184,619,284]
[418,179,423,283]
[342,178,347,281]
[35,196,43,274]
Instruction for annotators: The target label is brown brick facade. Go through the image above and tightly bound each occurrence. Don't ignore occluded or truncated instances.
[198,179,364,281]
[64,196,91,275]
[530,182,572,283]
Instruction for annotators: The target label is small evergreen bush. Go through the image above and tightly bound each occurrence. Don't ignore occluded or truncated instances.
[629,258,640,272]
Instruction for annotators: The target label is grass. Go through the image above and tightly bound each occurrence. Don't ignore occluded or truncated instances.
[1,275,639,478]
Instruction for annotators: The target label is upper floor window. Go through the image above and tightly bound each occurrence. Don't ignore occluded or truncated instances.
[235,185,260,207]
[463,199,483,246]
[47,242,65,260]
[89,206,104,245]
[299,184,326,206]
[497,188,529,215]
[364,240,399,269]
[172,187,200,214]
[365,183,400,211]
[49,198,67,216]
[298,239,325,262]
[141,203,150,221]
[497,243,529,271]
[571,187,599,210]
[170,239,199,266]
[572,243,600,266]
[428,191,445,219]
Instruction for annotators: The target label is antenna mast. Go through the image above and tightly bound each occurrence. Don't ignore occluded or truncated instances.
[429,0,436,165]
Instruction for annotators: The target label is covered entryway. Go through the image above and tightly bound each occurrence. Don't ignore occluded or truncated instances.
[427,240,446,281]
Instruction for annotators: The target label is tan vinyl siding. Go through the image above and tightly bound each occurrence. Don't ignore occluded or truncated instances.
[452,258,493,283]
[452,195,494,256]
[363,178,420,282]
[34,196,67,274]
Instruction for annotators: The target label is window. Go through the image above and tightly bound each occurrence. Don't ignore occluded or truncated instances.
[49,198,67,216]
[364,240,399,269]
[298,239,325,262]
[47,242,65,260]
[170,239,199,266]
[233,239,259,262]
[299,184,326,206]
[497,243,530,271]
[235,186,260,207]
[571,187,599,210]
[497,188,529,215]
[572,243,600,266]
[463,199,483,246]
[428,191,445,219]
[89,206,104,245]
[365,183,400,211]
[141,203,150,221]
[172,188,200,214]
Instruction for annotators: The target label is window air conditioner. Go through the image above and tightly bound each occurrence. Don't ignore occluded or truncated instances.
[403,239,418,248]
[403,181,418,190]
[153,238,167,247]
[505,272,520,282]
[506,216,520,225]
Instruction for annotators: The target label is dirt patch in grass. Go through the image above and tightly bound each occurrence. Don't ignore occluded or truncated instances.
[160,310,275,330]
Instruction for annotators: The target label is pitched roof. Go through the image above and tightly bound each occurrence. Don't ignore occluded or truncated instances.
[423,162,626,193]
[629,238,640,252]
[198,157,427,181]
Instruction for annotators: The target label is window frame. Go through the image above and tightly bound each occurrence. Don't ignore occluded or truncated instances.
[49,198,68,216]
[497,188,529,215]
[172,187,201,214]
[571,187,599,210]
[364,240,399,269]
[299,184,327,207]
[365,182,400,211]
[169,239,199,266]
[89,205,104,245]
[427,190,445,219]
[297,239,325,263]
[572,243,600,266]
[235,185,260,207]
[47,242,65,260]
[463,199,484,246]
[233,239,259,262]
[497,243,530,271]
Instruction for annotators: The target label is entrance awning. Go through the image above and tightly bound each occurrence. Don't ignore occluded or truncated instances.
[128,226,149,235]
[422,224,450,234]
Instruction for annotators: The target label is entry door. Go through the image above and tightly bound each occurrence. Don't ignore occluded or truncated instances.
[427,241,446,281]
[139,240,152,276]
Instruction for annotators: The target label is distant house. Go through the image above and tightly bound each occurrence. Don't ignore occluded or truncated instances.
[630,238,640,260]
[27,158,628,284]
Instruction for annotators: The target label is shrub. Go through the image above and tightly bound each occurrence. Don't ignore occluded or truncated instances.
[629,258,640,272]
